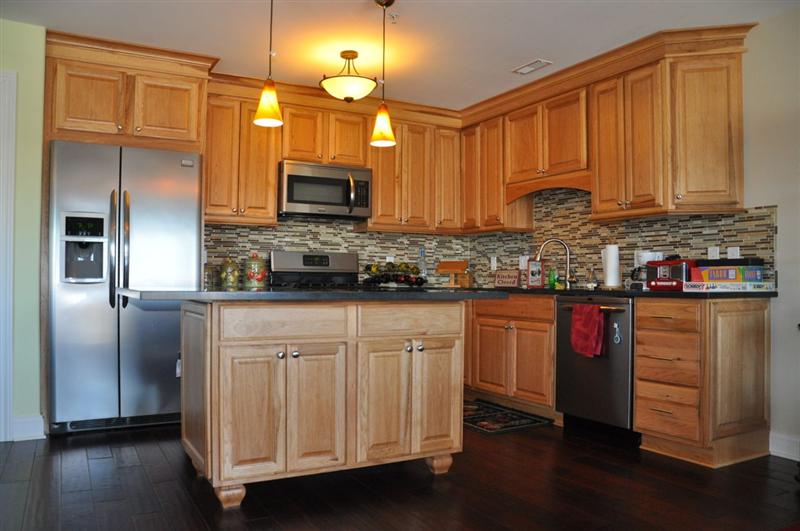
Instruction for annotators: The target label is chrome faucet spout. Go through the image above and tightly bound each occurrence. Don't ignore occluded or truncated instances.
[534,238,572,289]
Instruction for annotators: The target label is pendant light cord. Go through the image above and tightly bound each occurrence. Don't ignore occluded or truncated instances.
[268,0,275,79]
[381,5,386,101]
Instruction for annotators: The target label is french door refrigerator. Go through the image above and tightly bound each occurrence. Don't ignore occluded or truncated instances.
[49,140,200,433]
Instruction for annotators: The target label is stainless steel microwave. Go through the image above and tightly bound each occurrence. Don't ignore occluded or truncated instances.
[278,160,371,219]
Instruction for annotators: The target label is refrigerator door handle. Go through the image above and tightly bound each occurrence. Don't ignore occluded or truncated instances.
[122,189,130,308]
[108,189,117,308]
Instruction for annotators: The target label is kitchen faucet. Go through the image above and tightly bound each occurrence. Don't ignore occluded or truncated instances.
[534,238,572,289]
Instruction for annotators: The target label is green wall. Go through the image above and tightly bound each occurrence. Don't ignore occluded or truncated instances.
[0,19,45,418]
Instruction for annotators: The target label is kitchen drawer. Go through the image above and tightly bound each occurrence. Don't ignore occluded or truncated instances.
[636,380,699,407]
[635,397,700,443]
[358,303,462,337]
[220,304,349,341]
[636,353,700,387]
[636,330,701,361]
[473,295,554,322]
[636,299,702,332]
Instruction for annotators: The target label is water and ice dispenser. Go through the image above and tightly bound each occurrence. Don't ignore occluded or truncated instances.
[61,214,107,283]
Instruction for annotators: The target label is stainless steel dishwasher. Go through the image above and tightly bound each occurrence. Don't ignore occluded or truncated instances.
[555,295,634,429]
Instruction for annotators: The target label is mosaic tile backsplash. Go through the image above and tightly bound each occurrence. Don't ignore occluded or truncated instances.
[205,189,776,287]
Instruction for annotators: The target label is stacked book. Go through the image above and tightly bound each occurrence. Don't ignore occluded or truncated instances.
[683,258,774,292]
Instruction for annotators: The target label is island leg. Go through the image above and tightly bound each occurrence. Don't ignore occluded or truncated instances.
[214,484,246,508]
[425,454,453,475]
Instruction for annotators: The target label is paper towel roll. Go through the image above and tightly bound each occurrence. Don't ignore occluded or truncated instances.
[602,244,621,288]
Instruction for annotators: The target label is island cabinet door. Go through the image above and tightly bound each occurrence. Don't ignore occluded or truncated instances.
[220,344,287,481]
[286,342,347,472]
[411,338,462,454]
[473,317,510,395]
[356,339,413,462]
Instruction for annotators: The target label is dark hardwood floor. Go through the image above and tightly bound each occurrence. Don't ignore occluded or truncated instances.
[1,422,798,531]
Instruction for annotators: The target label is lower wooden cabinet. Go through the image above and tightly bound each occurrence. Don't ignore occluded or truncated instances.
[473,317,510,395]
[510,320,554,405]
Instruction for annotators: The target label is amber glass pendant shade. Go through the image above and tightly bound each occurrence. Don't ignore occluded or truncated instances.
[253,79,283,127]
[370,102,396,147]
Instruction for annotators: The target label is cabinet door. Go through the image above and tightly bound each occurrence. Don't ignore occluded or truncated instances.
[132,75,201,141]
[434,129,461,230]
[220,344,286,480]
[282,106,326,162]
[204,97,240,220]
[368,123,403,226]
[504,104,542,184]
[479,117,505,227]
[238,101,280,224]
[541,88,587,176]
[356,339,413,462]
[624,63,664,210]
[671,56,742,208]
[53,61,126,134]
[510,320,554,406]
[328,112,367,166]
[402,123,435,229]
[461,126,480,229]
[287,342,346,471]
[590,77,626,215]
[473,317,509,395]
[412,338,462,454]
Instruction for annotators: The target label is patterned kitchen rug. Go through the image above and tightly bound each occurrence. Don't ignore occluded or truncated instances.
[464,399,552,434]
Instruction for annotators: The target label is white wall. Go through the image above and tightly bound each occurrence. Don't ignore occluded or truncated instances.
[742,6,800,461]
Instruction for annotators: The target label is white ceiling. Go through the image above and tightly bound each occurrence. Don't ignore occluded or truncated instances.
[1,0,796,109]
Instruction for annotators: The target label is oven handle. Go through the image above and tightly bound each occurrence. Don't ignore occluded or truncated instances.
[561,305,627,313]
[347,173,355,213]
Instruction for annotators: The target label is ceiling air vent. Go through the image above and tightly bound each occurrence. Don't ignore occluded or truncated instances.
[512,59,553,75]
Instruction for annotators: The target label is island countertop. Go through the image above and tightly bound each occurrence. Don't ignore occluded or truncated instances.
[118,287,509,302]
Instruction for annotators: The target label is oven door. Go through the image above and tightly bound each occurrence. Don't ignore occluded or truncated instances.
[279,160,371,218]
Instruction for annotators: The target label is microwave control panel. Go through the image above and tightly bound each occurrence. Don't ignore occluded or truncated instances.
[354,181,370,208]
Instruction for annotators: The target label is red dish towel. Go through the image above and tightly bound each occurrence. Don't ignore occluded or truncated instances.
[571,304,605,357]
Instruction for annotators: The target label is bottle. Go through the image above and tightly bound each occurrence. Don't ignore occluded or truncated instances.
[417,246,428,278]
[547,267,558,289]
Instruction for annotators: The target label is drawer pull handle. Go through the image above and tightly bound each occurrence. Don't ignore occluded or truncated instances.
[562,305,627,313]
[650,407,674,415]
[650,315,675,320]
[649,355,676,362]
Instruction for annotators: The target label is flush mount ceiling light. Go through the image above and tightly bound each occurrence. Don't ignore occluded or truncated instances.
[253,0,283,127]
[320,50,378,103]
[370,0,396,148]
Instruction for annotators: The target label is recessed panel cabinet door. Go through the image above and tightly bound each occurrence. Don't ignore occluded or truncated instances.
[220,344,286,480]
[479,117,505,227]
[542,88,587,176]
[329,112,367,166]
[434,129,461,230]
[510,320,554,406]
[624,63,664,210]
[238,101,280,223]
[368,124,403,226]
[132,75,201,141]
[204,97,240,219]
[287,342,346,471]
[401,123,435,229]
[357,339,413,462]
[505,104,541,184]
[53,61,126,134]
[282,106,326,161]
[590,77,626,215]
[473,317,509,395]
[461,126,480,229]
[412,338,462,454]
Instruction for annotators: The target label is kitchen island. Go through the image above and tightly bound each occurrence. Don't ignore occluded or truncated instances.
[119,288,506,508]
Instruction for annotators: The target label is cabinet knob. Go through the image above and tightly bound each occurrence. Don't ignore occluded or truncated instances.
[617,200,624,207]
[405,344,413,353]
[675,193,684,200]
[239,208,245,214]
[291,351,300,359]
[231,207,237,213]
[330,155,336,160]
[416,343,425,352]
[494,215,501,221]
[276,351,286,359]
[135,126,142,133]
[317,154,323,159]
[116,124,123,132]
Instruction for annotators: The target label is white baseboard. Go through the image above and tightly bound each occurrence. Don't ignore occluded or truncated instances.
[769,431,800,461]
[12,415,44,441]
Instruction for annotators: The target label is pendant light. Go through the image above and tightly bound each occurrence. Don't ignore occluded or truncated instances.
[320,50,378,103]
[370,0,396,148]
[253,0,283,127]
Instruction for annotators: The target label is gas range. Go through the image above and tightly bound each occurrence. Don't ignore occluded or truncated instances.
[269,251,360,289]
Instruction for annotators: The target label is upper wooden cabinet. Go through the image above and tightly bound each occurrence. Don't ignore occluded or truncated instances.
[204,96,280,225]
[45,32,215,152]
[505,88,587,185]
[461,126,480,230]
[591,56,744,220]
[434,129,461,230]
[282,105,368,166]
[480,117,505,228]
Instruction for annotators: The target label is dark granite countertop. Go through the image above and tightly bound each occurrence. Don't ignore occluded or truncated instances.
[478,286,778,299]
[117,287,509,302]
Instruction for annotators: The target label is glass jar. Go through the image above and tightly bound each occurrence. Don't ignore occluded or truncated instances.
[203,265,219,291]
[220,257,240,292]
[243,252,268,291]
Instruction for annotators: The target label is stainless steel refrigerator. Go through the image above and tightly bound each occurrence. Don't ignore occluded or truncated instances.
[49,140,200,433]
